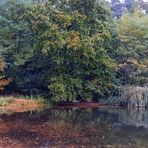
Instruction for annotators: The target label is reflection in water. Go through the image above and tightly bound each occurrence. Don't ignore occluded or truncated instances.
[0,107,148,147]
[123,109,148,128]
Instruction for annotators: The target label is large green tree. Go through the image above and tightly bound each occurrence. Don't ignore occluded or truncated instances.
[0,0,117,102]
[24,0,116,102]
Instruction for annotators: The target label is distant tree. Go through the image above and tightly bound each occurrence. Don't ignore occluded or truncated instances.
[117,9,148,85]
[137,0,148,14]
[124,0,135,12]
[111,0,123,18]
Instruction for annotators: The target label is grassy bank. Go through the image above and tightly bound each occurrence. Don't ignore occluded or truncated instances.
[0,95,49,113]
[0,97,14,107]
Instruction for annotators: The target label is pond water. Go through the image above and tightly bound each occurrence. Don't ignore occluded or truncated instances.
[0,107,148,148]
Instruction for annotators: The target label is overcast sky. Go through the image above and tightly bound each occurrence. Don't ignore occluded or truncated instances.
[107,0,148,2]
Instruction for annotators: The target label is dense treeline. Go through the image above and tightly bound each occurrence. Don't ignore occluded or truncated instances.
[0,0,147,103]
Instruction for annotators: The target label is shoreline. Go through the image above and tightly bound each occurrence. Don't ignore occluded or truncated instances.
[0,98,126,113]
[52,102,125,109]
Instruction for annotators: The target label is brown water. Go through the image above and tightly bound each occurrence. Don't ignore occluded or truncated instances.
[0,107,148,148]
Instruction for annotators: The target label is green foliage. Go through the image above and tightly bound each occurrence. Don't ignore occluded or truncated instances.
[0,97,14,106]
[116,9,148,85]
[22,1,116,102]
[0,0,34,88]
[0,1,33,64]
[0,56,10,90]
[1,0,147,104]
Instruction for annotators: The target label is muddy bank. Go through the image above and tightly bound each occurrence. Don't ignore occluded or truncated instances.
[53,102,123,109]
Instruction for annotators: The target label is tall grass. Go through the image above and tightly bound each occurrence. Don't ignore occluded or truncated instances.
[13,94,52,106]
[0,97,14,106]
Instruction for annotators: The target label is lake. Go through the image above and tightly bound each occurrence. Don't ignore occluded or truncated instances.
[0,107,148,148]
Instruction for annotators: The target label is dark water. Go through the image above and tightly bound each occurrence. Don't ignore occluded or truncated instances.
[0,107,148,148]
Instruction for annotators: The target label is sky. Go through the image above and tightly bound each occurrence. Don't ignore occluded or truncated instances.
[107,0,148,2]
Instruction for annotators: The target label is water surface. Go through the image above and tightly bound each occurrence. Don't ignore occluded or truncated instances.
[0,107,148,148]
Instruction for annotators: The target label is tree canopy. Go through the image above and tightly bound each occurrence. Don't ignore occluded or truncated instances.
[0,0,147,103]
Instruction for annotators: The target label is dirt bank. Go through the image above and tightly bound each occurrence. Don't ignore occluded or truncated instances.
[53,102,122,109]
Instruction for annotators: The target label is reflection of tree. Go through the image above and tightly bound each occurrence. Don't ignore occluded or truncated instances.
[0,108,119,129]
[2,107,148,129]
[1,108,148,147]
[123,109,148,128]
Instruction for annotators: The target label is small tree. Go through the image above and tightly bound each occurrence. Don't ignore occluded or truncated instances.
[117,9,148,85]
[0,56,10,90]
